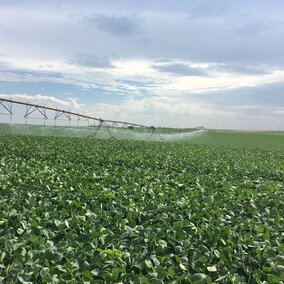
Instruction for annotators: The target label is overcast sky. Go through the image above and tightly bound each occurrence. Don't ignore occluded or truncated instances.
[0,0,284,129]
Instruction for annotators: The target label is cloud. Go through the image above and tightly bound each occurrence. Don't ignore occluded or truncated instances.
[0,61,66,83]
[212,62,269,75]
[86,91,284,130]
[2,57,284,107]
[273,108,284,114]
[86,95,236,128]
[186,81,284,111]
[2,2,284,66]
[152,69,284,95]
[228,17,284,36]
[85,14,141,36]
[69,54,113,68]
[153,63,208,76]
[0,93,84,111]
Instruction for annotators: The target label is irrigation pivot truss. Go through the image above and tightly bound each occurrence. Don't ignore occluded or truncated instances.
[0,98,204,140]
[0,97,161,139]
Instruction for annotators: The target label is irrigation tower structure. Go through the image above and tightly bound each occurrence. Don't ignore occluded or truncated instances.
[0,98,165,139]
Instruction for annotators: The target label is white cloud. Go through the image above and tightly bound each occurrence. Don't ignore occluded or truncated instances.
[273,108,284,114]
[153,70,284,94]
[0,93,84,111]
[3,57,284,99]
[84,95,239,128]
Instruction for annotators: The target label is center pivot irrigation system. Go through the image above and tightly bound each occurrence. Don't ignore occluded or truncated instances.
[0,98,165,140]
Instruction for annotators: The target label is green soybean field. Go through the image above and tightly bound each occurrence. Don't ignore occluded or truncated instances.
[0,133,283,283]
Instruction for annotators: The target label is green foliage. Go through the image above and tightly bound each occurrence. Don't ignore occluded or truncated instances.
[0,134,283,283]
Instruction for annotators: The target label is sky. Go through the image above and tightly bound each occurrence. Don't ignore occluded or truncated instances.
[0,0,284,130]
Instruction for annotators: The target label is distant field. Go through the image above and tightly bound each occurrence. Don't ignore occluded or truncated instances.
[186,130,284,151]
[0,123,283,151]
